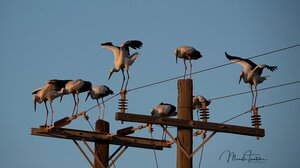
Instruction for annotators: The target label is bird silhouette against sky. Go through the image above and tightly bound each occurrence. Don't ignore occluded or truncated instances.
[60,79,92,116]
[174,46,202,79]
[101,40,143,92]
[225,52,277,108]
[85,85,114,120]
[32,79,70,126]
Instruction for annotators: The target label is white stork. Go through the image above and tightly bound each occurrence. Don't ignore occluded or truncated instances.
[85,85,114,120]
[225,52,277,108]
[149,102,177,140]
[193,95,211,121]
[60,79,92,116]
[174,46,202,79]
[32,79,71,126]
[101,40,143,92]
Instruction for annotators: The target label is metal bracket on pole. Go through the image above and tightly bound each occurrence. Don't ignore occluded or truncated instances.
[108,146,128,168]
[162,126,217,159]
[81,139,106,168]
[161,126,190,158]
[73,139,106,168]
[190,131,216,158]
[73,140,95,168]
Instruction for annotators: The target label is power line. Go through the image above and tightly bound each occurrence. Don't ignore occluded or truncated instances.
[85,93,120,113]
[210,80,300,101]
[221,96,300,124]
[127,43,300,93]
[83,43,300,113]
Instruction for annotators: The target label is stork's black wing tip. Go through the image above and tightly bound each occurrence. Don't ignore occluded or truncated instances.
[225,52,232,59]
[101,42,113,46]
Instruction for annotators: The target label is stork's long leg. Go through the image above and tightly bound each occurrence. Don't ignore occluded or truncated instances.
[183,60,187,79]
[72,94,77,116]
[254,85,258,108]
[102,98,105,120]
[197,110,200,121]
[249,85,254,108]
[125,69,130,91]
[162,125,168,140]
[50,101,54,125]
[76,94,80,115]
[189,59,192,79]
[120,69,125,92]
[44,101,49,126]
[96,99,101,120]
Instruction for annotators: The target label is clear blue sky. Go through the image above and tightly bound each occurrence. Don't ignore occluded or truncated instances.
[1,1,300,168]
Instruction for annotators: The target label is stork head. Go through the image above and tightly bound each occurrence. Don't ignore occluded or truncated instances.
[239,71,244,84]
[150,108,157,116]
[174,48,179,64]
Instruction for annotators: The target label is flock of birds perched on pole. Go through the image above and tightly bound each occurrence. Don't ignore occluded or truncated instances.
[32,39,277,127]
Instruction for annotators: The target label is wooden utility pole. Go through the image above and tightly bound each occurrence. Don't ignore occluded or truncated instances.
[32,79,266,168]
[177,79,193,168]
[95,119,109,168]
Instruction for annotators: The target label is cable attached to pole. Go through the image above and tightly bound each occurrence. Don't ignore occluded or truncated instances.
[150,132,159,168]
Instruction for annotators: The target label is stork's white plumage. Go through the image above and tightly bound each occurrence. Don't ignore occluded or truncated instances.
[101,40,143,91]
[60,79,92,116]
[150,102,177,117]
[225,52,277,108]
[32,79,70,126]
[149,103,176,139]
[174,46,202,79]
[85,85,114,120]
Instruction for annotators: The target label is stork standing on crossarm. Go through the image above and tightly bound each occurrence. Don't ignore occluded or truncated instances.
[85,85,114,120]
[60,79,92,116]
[174,46,202,79]
[32,79,71,126]
[149,102,177,140]
[225,52,277,108]
[101,40,143,92]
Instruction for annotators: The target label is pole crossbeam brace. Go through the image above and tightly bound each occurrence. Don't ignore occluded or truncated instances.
[31,127,171,150]
[115,112,265,137]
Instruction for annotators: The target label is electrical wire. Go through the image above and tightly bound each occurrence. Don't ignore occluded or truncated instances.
[221,96,300,124]
[197,138,205,168]
[150,132,159,168]
[82,43,300,114]
[85,93,120,113]
[210,80,300,101]
[127,43,300,93]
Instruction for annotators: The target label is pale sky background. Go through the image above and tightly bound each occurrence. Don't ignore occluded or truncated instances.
[1,1,300,168]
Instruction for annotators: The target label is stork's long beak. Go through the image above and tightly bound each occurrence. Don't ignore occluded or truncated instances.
[108,71,114,80]
[85,92,90,102]
[34,99,37,112]
[60,93,64,103]
[176,55,178,64]
[238,75,242,84]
